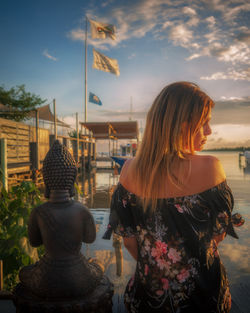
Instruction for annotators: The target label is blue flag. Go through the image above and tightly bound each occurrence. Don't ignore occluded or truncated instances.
[89,92,102,106]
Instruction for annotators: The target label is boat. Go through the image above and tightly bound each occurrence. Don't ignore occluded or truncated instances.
[244,151,250,164]
[111,156,129,168]
[239,150,250,166]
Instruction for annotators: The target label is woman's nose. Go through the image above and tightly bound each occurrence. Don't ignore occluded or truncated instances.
[204,124,212,135]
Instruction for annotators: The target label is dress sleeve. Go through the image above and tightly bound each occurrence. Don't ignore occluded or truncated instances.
[103,184,137,239]
[211,181,240,239]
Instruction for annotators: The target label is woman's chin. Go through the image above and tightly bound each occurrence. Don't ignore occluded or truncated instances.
[195,144,205,152]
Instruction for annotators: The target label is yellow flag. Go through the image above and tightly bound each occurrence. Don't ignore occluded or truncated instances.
[92,49,120,76]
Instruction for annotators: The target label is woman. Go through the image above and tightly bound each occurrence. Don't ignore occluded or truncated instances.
[104,82,244,313]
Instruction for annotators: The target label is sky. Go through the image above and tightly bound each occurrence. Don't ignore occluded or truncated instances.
[1,0,250,149]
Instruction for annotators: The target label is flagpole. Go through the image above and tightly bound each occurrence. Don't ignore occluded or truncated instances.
[84,16,88,123]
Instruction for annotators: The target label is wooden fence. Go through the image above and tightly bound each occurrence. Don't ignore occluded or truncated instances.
[0,118,96,189]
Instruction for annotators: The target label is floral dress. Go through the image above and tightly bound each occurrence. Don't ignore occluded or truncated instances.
[104,180,244,313]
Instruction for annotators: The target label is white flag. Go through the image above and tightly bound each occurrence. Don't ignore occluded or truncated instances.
[92,48,120,76]
[89,18,116,40]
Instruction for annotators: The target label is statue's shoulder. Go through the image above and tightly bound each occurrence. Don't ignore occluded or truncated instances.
[30,202,50,215]
[72,201,93,216]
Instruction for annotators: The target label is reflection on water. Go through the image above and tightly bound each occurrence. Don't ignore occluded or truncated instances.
[78,152,250,310]
[77,170,119,208]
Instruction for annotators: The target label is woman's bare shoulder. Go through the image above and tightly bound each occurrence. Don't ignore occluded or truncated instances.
[190,154,226,187]
[119,158,135,189]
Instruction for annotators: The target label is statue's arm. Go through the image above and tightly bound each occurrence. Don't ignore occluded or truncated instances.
[28,208,43,247]
[82,209,96,243]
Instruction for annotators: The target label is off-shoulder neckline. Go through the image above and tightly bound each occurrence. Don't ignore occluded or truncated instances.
[118,180,227,201]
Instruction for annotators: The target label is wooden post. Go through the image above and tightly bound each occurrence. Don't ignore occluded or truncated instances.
[53,99,57,139]
[93,141,96,161]
[0,138,8,191]
[35,110,40,169]
[82,142,85,174]
[30,142,38,169]
[0,260,3,291]
[36,110,39,143]
[49,134,55,147]
[88,142,91,170]
[63,137,68,148]
[76,113,79,164]
[112,234,123,276]
[84,16,88,123]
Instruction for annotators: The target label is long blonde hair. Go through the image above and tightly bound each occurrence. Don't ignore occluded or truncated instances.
[132,81,214,211]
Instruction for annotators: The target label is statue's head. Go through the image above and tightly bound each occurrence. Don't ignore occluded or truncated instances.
[42,140,77,198]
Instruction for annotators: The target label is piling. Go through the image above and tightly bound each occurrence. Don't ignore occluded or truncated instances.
[0,138,8,191]
[0,260,3,291]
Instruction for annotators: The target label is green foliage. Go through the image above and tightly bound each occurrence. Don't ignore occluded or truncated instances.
[0,181,43,290]
[68,130,82,138]
[0,84,46,122]
[74,182,83,196]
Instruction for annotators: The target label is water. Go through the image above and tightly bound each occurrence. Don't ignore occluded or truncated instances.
[78,152,250,310]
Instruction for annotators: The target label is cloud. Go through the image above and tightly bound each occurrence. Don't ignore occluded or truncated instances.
[182,7,196,16]
[98,109,147,119]
[101,0,114,8]
[128,53,136,60]
[66,0,250,80]
[236,29,250,44]
[43,49,57,61]
[216,43,250,64]
[207,98,250,134]
[186,53,202,61]
[200,68,250,81]
[206,124,250,148]
[220,96,246,102]
[222,2,250,23]
[168,24,194,47]
[205,16,216,28]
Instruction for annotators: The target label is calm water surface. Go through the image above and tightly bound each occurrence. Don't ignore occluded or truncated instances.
[78,152,250,311]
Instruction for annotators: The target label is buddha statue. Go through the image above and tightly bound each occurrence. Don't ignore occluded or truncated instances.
[14,140,113,313]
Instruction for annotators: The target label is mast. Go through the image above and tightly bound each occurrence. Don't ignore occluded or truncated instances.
[129,96,133,121]
[84,16,88,123]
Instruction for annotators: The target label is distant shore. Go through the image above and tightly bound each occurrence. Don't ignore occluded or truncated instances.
[204,147,250,152]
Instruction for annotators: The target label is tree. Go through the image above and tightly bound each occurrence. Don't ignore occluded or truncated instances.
[0,85,46,122]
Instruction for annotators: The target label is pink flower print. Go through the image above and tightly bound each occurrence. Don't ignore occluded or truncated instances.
[175,204,184,213]
[151,240,167,260]
[122,199,127,207]
[168,248,181,263]
[161,278,169,290]
[156,290,164,296]
[144,264,149,275]
[156,258,166,270]
[177,268,190,283]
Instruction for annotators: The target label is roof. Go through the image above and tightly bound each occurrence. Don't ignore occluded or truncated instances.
[0,103,70,128]
[80,121,138,140]
[28,104,70,128]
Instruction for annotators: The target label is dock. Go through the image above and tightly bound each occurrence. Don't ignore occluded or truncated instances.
[1,281,250,313]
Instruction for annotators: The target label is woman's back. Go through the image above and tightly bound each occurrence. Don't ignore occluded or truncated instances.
[120,154,226,199]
